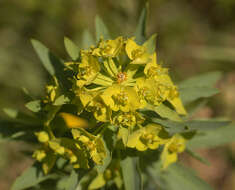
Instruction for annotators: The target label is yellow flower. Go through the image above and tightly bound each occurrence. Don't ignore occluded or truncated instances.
[127,123,166,151]
[113,111,144,128]
[76,51,100,87]
[72,128,106,165]
[35,131,50,143]
[93,36,124,57]
[33,149,46,162]
[43,77,60,104]
[161,134,186,169]
[144,54,186,114]
[86,97,110,122]
[125,38,150,64]
[48,140,65,155]
[101,84,142,112]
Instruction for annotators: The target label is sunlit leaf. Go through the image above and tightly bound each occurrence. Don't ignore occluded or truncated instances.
[148,162,213,190]
[95,15,110,42]
[64,37,79,60]
[82,29,95,49]
[179,71,222,88]
[135,3,148,44]
[25,100,41,112]
[65,170,79,190]
[187,123,235,149]
[121,157,142,190]
[11,164,58,190]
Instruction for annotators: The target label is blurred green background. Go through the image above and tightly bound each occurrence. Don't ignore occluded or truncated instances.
[0,0,235,189]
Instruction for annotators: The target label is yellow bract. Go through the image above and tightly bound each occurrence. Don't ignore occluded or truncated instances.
[127,123,166,151]
[33,150,46,162]
[72,129,106,165]
[76,51,100,87]
[35,131,49,143]
[161,134,186,169]
[113,111,144,128]
[125,38,150,64]
[93,36,124,57]
[101,84,142,112]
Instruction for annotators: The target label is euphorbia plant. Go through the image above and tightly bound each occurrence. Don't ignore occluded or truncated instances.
[1,4,233,190]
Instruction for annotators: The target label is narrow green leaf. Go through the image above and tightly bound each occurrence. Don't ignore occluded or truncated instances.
[64,37,79,60]
[179,87,219,104]
[3,108,18,118]
[25,100,41,112]
[149,163,213,190]
[121,157,142,190]
[31,39,55,76]
[11,164,58,190]
[152,118,230,135]
[88,173,106,190]
[187,123,235,149]
[186,120,230,131]
[65,170,79,190]
[186,148,210,166]
[179,71,222,88]
[3,108,39,125]
[149,104,182,121]
[53,95,70,106]
[135,3,149,44]
[143,33,157,54]
[82,29,95,49]
[152,119,185,134]
[31,39,70,89]
[96,132,113,173]
[95,15,110,42]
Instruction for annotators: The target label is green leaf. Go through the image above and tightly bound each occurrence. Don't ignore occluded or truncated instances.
[82,29,95,49]
[64,37,79,60]
[88,173,106,190]
[179,71,222,104]
[152,119,185,134]
[149,104,182,121]
[179,87,219,104]
[96,131,113,173]
[179,71,222,88]
[3,108,39,125]
[11,164,58,190]
[186,120,230,131]
[54,95,70,106]
[31,39,55,76]
[187,123,235,149]
[65,170,79,190]
[95,15,110,42]
[119,127,129,146]
[143,33,157,54]
[152,118,230,135]
[148,163,213,190]
[134,3,148,44]
[186,148,210,166]
[121,157,142,190]
[25,100,41,112]
[31,39,70,89]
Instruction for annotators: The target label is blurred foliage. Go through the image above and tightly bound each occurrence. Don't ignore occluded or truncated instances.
[0,0,235,190]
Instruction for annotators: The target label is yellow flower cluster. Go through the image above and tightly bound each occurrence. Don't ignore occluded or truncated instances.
[67,36,186,124]
[33,129,106,174]
[33,36,187,173]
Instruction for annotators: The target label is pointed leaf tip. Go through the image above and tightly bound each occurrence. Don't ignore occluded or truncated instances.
[95,15,110,42]
[64,37,79,60]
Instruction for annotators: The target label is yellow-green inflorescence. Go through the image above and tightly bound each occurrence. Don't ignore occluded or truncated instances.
[33,36,187,174]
